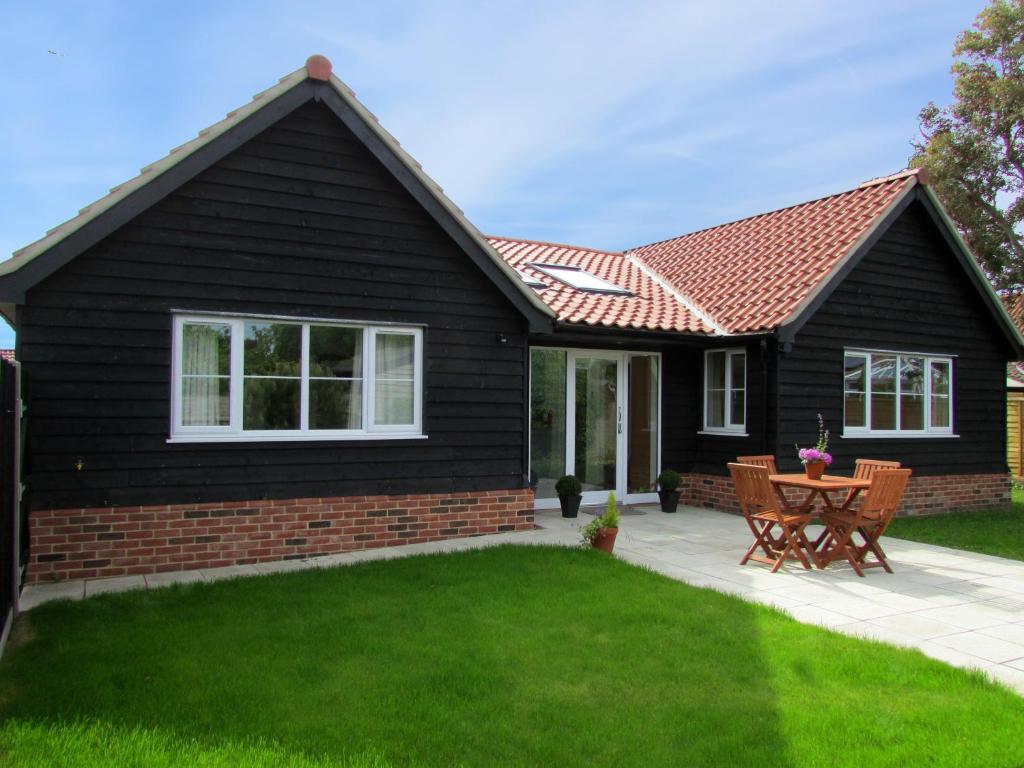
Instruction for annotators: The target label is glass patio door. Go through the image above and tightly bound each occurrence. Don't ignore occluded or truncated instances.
[569,353,622,505]
[529,348,660,508]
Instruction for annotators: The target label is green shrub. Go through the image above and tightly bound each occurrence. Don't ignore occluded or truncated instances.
[555,475,582,497]
[603,492,620,528]
[657,469,681,492]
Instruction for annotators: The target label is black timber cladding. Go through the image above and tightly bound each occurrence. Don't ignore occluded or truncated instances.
[775,199,1013,476]
[18,100,530,509]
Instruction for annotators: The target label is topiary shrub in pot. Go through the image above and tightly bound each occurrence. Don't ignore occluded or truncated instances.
[581,492,620,553]
[555,474,583,518]
[657,469,681,513]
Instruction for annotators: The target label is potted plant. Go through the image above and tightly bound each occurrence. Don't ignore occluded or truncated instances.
[657,469,681,513]
[796,413,833,480]
[555,474,583,518]
[581,492,621,553]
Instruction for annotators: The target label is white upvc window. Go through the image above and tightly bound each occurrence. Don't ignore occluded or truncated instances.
[170,314,423,442]
[843,349,954,437]
[703,348,746,434]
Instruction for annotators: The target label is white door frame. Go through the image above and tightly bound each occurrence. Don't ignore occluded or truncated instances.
[530,347,661,510]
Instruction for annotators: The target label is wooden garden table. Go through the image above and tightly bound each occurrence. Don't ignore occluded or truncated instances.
[768,474,873,567]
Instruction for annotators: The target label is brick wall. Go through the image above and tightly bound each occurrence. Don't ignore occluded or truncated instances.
[682,472,1011,517]
[27,488,534,584]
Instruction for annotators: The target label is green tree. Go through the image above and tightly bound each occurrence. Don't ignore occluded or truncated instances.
[910,0,1024,289]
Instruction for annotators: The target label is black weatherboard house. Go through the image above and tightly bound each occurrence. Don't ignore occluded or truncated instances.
[0,56,1020,585]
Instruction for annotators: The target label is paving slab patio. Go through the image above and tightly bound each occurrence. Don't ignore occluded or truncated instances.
[17,504,1024,695]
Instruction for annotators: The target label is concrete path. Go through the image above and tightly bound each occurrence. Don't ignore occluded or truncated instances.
[19,505,1024,695]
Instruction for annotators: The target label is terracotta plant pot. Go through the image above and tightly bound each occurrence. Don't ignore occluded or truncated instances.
[805,461,826,480]
[658,490,680,513]
[559,494,582,518]
[593,526,618,553]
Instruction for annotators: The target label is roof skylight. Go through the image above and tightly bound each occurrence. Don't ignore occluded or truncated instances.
[531,263,630,295]
[515,268,546,288]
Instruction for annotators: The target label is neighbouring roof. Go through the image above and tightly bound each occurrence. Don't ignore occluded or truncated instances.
[0,55,554,330]
[1009,362,1024,388]
[0,350,12,362]
[629,170,923,335]
[487,238,717,334]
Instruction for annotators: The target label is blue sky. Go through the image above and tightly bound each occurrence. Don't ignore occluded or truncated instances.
[0,0,986,347]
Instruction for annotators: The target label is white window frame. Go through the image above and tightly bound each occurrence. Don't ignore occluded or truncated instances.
[842,348,955,438]
[701,348,746,436]
[170,313,424,442]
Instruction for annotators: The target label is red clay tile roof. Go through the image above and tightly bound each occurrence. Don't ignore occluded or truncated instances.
[1002,292,1024,333]
[0,350,13,362]
[1009,362,1024,387]
[487,238,716,333]
[628,169,924,334]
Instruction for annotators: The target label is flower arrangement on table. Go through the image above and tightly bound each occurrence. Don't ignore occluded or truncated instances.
[796,414,832,479]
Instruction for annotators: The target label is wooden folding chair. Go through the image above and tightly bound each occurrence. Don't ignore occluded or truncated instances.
[840,459,901,508]
[737,455,788,515]
[737,455,778,474]
[820,468,911,576]
[728,463,816,573]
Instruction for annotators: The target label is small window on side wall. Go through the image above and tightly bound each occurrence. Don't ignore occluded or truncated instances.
[843,349,953,436]
[703,348,746,434]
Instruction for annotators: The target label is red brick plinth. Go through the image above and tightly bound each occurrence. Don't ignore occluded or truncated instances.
[27,488,535,584]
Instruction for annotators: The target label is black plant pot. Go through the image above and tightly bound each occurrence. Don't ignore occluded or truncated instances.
[658,490,680,513]
[559,494,582,518]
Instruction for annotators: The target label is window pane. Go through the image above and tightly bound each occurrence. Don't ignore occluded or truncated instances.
[376,334,414,378]
[530,349,567,499]
[730,390,745,427]
[374,380,414,425]
[730,353,745,391]
[900,394,924,430]
[871,354,896,394]
[706,352,725,428]
[845,393,866,428]
[182,376,229,426]
[870,354,896,430]
[244,322,301,376]
[310,380,362,430]
[844,355,866,393]
[243,378,300,430]
[900,356,924,430]
[930,361,951,429]
[707,351,725,390]
[871,395,896,430]
[844,354,867,428]
[310,326,362,379]
[183,323,230,376]
[627,355,659,494]
[729,352,745,426]
[931,361,950,397]
[706,390,725,428]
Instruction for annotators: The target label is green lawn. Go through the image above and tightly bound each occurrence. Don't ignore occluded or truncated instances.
[1,546,1023,767]
[886,487,1024,561]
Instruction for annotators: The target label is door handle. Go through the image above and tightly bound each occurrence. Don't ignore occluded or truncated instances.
[617,406,622,434]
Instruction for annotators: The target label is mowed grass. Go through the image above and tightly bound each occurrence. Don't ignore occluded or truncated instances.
[886,487,1024,561]
[1,546,1023,767]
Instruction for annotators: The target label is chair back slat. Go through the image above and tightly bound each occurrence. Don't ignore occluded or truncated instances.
[859,468,912,529]
[737,455,778,475]
[853,459,901,480]
[728,463,778,519]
